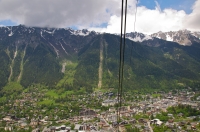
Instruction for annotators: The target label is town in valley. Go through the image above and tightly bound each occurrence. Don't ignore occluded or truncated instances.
[0,86,200,132]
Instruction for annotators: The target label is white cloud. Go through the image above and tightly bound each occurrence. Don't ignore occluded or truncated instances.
[88,6,187,34]
[0,0,199,34]
[184,0,200,31]
[0,0,121,28]
[89,0,200,34]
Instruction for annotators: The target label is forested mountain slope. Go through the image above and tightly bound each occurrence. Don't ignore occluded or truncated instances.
[0,25,200,93]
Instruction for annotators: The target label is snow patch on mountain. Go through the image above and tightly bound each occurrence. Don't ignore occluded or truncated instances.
[166,34,173,41]
[40,31,46,40]
[151,30,200,46]
[126,32,152,42]
[76,30,89,36]
[69,29,90,36]
[8,31,14,36]
[5,26,14,36]
[43,29,56,35]
[28,28,35,33]
[60,42,69,55]
[49,42,59,57]
[191,31,200,39]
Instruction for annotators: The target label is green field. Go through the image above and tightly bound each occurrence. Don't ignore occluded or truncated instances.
[56,61,77,87]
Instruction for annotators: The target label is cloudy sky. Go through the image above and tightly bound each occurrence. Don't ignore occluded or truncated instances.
[0,0,199,34]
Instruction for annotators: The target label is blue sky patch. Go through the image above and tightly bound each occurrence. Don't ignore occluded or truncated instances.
[0,20,17,26]
[138,0,195,14]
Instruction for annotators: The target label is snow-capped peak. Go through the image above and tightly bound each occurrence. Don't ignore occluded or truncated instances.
[69,29,91,36]
[151,30,200,46]
[126,32,152,42]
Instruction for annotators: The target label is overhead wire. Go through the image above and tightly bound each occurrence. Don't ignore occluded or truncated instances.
[117,0,138,130]
[120,0,128,108]
[130,0,138,66]
[117,0,124,126]
[117,0,128,130]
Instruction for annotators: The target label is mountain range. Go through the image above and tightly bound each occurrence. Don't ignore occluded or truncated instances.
[0,25,200,94]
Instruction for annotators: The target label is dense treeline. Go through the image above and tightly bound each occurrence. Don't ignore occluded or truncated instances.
[167,104,200,117]
[0,27,64,91]
[0,51,10,90]
[21,44,63,88]
[73,36,101,92]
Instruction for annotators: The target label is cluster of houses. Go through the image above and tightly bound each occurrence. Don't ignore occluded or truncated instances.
[1,89,200,131]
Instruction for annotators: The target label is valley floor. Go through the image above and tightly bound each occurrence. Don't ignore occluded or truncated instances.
[0,87,200,132]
